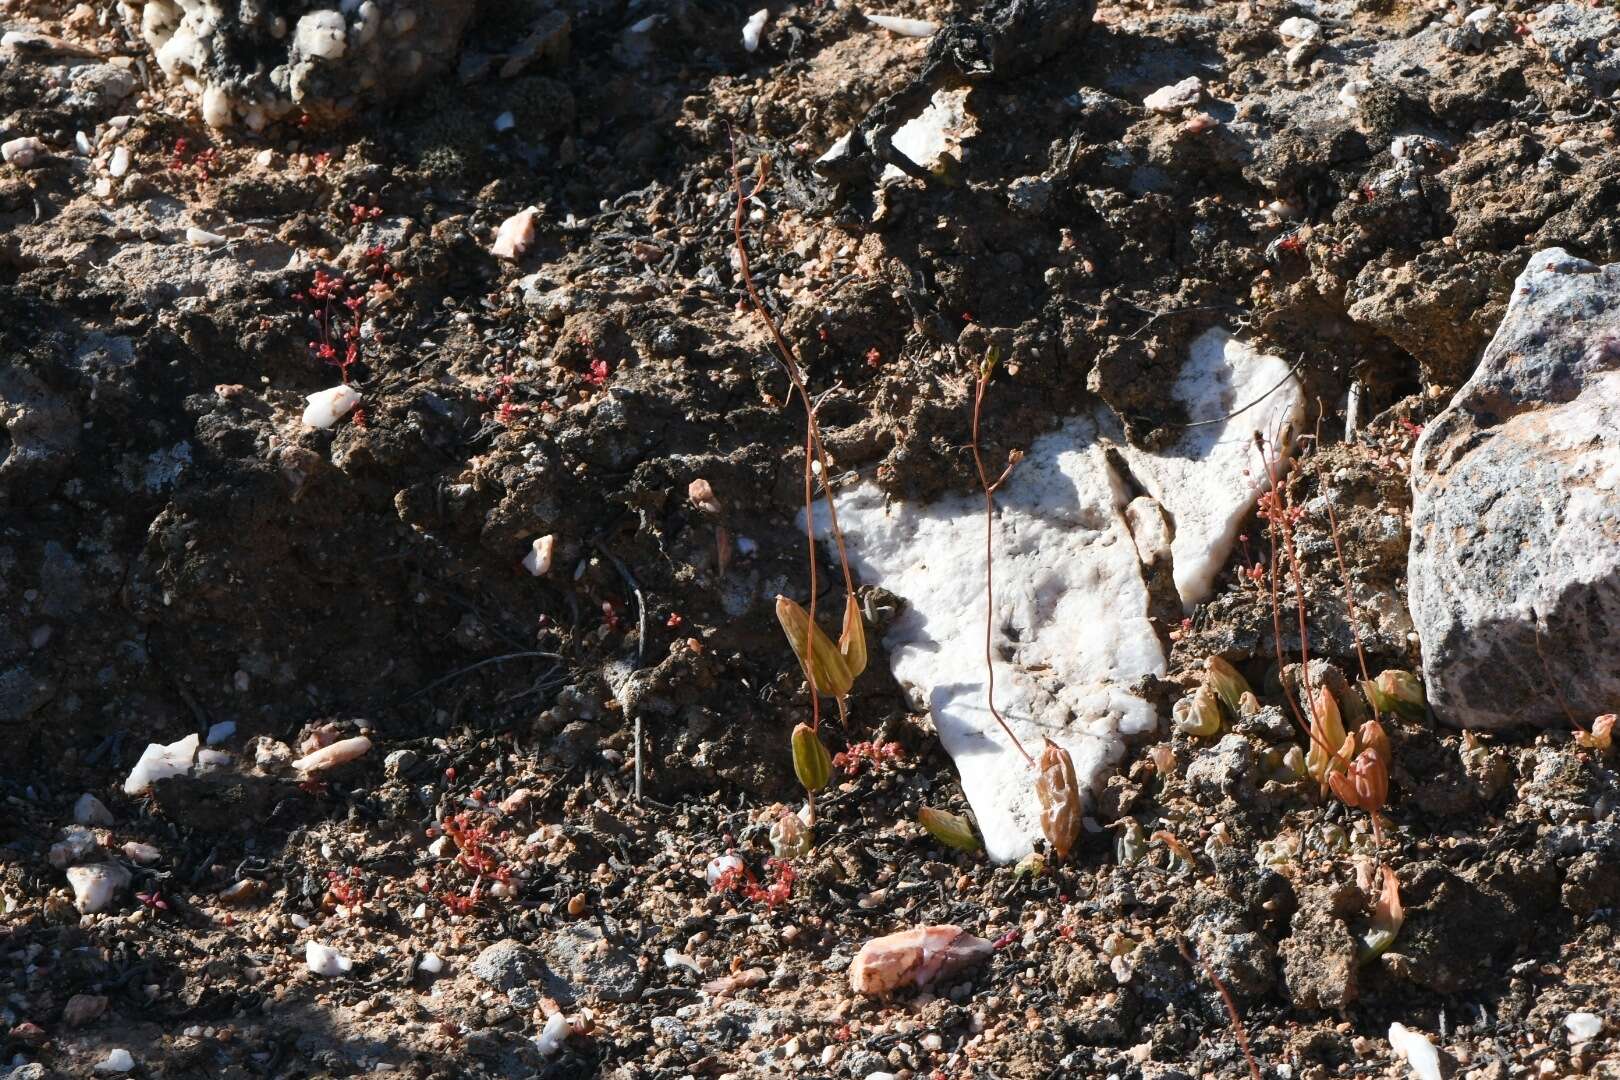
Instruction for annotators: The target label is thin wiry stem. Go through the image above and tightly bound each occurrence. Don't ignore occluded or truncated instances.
[971,362,1033,767]
[729,135,857,730]
[1176,937,1264,1080]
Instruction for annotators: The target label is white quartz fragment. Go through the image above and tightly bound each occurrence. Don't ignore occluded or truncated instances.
[884,88,975,182]
[2,136,47,168]
[302,384,361,429]
[305,940,353,975]
[74,793,115,827]
[67,862,131,914]
[94,1049,135,1074]
[1278,16,1322,44]
[124,733,200,794]
[523,535,556,576]
[866,13,938,36]
[186,227,225,247]
[808,329,1301,861]
[108,145,130,177]
[535,1012,571,1056]
[742,8,768,51]
[1566,1012,1602,1043]
[706,854,744,886]
[490,206,539,261]
[295,11,348,60]
[1388,1024,1442,1080]
[417,952,445,974]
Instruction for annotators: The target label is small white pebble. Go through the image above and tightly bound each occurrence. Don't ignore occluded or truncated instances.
[122,841,161,864]
[1566,1012,1603,1043]
[301,384,362,429]
[108,145,130,177]
[523,534,556,576]
[74,793,115,827]
[417,952,445,974]
[742,8,768,52]
[76,131,92,155]
[534,1011,570,1056]
[94,1049,135,1074]
[493,111,515,132]
[2,136,47,168]
[291,735,372,773]
[186,227,226,247]
[305,941,353,976]
[490,206,539,261]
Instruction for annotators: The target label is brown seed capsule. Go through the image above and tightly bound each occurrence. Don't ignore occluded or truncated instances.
[919,807,981,853]
[1203,656,1251,715]
[1034,739,1081,861]
[839,593,867,680]
[790,723,832,793]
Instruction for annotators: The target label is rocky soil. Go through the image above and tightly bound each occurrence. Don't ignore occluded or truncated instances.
[2,0,1618,1077]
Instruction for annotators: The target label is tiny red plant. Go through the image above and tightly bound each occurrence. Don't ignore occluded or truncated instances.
[832,740,903,775]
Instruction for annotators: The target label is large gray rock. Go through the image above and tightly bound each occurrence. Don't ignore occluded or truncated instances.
[118,0,475,130]
[1409,248,1620,729]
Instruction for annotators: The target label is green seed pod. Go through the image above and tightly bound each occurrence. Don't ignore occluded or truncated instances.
[1115,819,1146,866]
[1204,656,1251,715]
[1370,670,1426,721]
[919,807,982,853]
[1173,685,1223,737]
[790,723,832,793]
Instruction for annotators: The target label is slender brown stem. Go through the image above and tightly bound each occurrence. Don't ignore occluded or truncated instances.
[730,136,861,731]
[971,362,1033,767]
[1176,937,1264,1080]
[1254,433,1316,730]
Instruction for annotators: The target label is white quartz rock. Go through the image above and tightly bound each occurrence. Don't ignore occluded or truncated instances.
[535,1012,571,1056]
[706,853,744,887]
[523,534,556,576]
[302,384,361,429]
[1278,16,1322,44]
[1388,1024,1441,1080]
[490,207,539,261]
[305,940,353,976]
[295,11,347,59]
[74,793,115,827]
[186,226,225,247]
[1114,330,1304,609]
[884,88,975,182]
[292,735,372,773]
[808,328,1301,861]
[741,8,768,51]
[94,1049,135,1074]
[1144,77,1202,113]
[1566,1012,1602,1042]
[108,145,130,178]
[866,13,938,36]
[124,733,199,794]
[2,136,47,168]
[67,862,132,914]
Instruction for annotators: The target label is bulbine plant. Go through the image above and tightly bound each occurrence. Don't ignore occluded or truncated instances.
[730,138,866,829]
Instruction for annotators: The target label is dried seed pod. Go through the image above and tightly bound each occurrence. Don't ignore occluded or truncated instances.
[1359,865,1404,960]
[1173,685,1223,737]
[839,593,868,680]
[775,596,854,699]
[790,723,832,793]
[1329,719,1390,817]
[1115,818,1146,865]
[1034,739,1081,861]
[1305,687,1350,785]
[919,807,981,853]
[1238,690,1262,717]
[1204,656,1251,715]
